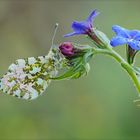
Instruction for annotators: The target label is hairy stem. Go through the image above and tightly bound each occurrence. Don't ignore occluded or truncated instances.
[93,48,140,93]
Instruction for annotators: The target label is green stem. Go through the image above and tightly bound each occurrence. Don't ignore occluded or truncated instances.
[93,48,140,93]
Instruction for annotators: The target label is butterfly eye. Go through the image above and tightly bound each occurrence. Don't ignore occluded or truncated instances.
[0,49,63,100]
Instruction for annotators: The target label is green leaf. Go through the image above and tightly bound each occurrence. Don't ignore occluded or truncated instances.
[51,55,91,80]
[94,29,112,49]
[51,45,93,81]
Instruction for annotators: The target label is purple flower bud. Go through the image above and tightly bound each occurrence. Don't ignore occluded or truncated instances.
[59,42,75,57]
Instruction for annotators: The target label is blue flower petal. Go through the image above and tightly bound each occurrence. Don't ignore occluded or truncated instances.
[111,25,140,51]
[112,25,130,38]
[128,30,140,40]
[71,21,89,33]
[110,36,128,47]
[64,32,82,37]
[129,30,139,36]
[86,10,100,23]
[127,40,140,50]
[133,34,140,41]
[64,21,89,37]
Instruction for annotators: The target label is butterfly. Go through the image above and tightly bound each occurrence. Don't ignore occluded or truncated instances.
[0,47,64,100]
[0,23,68,100]
[0,23,91,100]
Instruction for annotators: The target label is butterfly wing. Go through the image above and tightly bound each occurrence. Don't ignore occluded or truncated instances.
[0,55,58,100]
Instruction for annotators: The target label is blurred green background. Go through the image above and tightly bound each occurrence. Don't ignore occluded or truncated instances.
[0,0,140,139]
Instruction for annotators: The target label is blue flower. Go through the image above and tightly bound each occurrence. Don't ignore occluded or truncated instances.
[64,10,99,37]
[110,25,140,50]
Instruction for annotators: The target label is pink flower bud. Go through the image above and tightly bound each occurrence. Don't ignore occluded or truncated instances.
[59,42,75,57]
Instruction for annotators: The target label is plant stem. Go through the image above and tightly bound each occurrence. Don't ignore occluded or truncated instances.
[93,48,140,93]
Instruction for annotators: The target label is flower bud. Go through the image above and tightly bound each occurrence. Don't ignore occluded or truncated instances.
[59,42,93,61]
[59,42,75,57]
[126,45,138,65]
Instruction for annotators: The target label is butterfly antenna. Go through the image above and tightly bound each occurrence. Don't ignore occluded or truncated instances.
[51,23,59,47]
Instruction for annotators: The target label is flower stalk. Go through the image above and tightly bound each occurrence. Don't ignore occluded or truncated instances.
[62,9,140,99]
[92,47,140,93]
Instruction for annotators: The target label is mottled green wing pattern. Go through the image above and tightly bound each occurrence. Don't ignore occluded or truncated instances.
[0,50,61,100]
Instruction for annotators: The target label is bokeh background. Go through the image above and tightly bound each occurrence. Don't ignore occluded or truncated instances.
[0,0,140,139]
